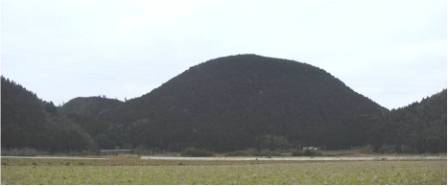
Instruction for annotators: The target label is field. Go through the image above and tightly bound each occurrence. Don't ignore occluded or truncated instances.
[1,156,446,185]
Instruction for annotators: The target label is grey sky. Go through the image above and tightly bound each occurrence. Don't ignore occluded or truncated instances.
[1,0,446,109]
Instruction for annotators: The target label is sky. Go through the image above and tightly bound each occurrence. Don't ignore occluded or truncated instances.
[1,0,446,109]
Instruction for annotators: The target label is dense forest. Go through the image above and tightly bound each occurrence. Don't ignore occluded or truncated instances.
[370,89,446,153]
[1,77,95,152]
[1,55,446,154]
[59,97,123,148]
[99,54,387,151]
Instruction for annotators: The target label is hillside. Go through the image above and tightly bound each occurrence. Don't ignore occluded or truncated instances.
[373,89,447,153]
[1,76,95,152]
[102,54,387,151]
[59,97,123,148]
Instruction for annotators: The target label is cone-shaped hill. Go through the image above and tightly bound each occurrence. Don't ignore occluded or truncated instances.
[103,54,387,151]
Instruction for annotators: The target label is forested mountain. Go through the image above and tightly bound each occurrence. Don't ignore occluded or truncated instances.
[371,89,447,153]
[1,55,446,154]
[101,54,387,151]
[59,97,123,148]
[1,77,95,152]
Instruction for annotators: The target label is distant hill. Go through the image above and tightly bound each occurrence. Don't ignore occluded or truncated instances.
[1,76,95,152]
[59,97,123,148]
[60,96,122,118]
[102,54,387,151]
[372,89,447,153]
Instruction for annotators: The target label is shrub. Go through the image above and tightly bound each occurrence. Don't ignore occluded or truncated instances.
[134,146,163,155]
[291,148,321,156]
[180,147,213,157]
[353,145,374,154]
[225,148,258,156]
[226,149,282,157]
[256,149,281,157]
[291,149,305,156]
[1,148,45,156]
[375,145,399,154]
[303,149,321,156]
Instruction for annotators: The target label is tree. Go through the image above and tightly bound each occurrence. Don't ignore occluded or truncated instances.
[44,101,57,113]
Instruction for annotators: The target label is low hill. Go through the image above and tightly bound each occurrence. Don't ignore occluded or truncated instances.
[102,54,387,151]
[59,97,123,148]
[60,96,122,118]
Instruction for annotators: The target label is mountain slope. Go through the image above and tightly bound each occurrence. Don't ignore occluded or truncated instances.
[103,54,387,151]
[1,76,95,152]
[375,89,447,153]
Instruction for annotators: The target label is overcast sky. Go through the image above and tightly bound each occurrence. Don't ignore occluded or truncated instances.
[1,0,446,109]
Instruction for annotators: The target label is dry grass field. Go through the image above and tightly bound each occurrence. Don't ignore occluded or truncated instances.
[1,156,446,184]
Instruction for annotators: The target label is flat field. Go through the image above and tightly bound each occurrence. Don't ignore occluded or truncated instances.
[1,156,446,184]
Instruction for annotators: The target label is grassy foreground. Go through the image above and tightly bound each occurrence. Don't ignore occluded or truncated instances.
[1,157,446,184]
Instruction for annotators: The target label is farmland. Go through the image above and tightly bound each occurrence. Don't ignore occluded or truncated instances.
[1,156,446,184]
